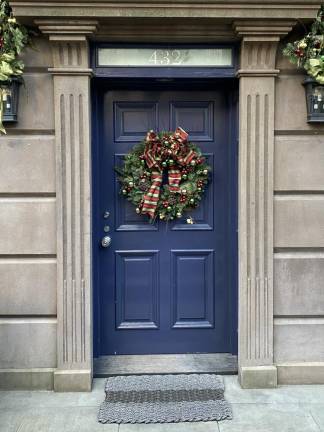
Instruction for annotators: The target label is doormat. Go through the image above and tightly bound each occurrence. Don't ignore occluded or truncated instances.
[98,374,232,424]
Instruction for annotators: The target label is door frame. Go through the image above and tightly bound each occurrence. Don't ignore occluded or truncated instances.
[91,76,239,359]
[39,19,289,390]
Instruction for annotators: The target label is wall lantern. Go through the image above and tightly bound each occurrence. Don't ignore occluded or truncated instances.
[2,78,21,123]
[303,77,324,123]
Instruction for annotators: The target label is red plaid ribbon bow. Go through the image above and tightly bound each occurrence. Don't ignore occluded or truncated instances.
[141,127,195,219]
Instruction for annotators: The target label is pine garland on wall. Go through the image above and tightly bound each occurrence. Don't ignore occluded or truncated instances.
[283,5,324,84]
[0,0,31,133]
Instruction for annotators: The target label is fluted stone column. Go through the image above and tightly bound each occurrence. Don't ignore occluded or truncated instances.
[37,21,98,391]
[234,20,295,388]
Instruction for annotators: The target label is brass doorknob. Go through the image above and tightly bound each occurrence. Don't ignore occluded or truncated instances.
[101,236,112,248]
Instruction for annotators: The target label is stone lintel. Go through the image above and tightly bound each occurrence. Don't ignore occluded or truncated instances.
[11,2,320,21]
[239,366,278,389]
[54,369,92,392]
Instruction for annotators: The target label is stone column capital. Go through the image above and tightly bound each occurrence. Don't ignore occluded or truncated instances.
[35,19,99,40]
[233,19,296,77]
[36,20,98,73]
[233,19,296,39]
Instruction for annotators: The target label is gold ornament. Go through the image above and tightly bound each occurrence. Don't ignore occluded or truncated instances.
[299,40,307,49]
[186,216,194,224]
[176,212,182,218]
[135,208,140,214]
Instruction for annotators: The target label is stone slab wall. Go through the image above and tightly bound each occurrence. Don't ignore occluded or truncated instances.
[0,36,57,389]
[1,24,324,389]
[274,41,324,383]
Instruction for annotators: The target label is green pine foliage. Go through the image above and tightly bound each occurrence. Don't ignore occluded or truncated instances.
[283,5,324,84]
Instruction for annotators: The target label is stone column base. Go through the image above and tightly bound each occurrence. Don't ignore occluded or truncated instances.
[239,365,278,388]
[54,369,92,392]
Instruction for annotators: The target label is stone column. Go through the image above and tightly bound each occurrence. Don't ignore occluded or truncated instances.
[37,21,98,391]
[234,20,295,388]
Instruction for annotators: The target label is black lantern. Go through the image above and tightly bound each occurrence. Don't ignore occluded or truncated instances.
[2,78,21,122]
[303,76,324,123]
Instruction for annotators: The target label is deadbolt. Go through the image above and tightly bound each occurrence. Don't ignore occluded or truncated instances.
[101,236,112,248]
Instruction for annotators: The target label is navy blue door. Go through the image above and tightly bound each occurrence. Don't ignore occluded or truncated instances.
[94,83,237,355]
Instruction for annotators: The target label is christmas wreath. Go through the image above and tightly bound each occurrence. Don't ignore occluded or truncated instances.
[116,127,211,222]
[0,0,32,133]
[283,5,324,84]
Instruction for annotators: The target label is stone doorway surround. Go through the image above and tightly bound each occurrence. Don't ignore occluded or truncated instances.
[11,1,318,392]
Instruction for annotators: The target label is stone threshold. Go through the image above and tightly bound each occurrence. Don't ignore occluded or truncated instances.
[94,353,238,377]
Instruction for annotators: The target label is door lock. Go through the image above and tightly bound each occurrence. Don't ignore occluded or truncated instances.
[101,236,112,248]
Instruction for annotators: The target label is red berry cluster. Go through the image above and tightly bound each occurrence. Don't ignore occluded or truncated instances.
[294,48,304,58]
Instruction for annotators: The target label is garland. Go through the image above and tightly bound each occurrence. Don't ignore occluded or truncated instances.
[116,127,211,222]
[0,0,31,133]
[283,5,324,84]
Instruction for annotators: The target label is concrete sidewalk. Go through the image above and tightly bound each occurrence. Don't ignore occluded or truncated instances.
[0,376,324,432]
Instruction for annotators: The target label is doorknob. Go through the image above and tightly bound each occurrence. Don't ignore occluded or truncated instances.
[101,236,112,248]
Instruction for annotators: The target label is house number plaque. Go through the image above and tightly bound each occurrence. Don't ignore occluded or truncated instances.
[98,47,233,67]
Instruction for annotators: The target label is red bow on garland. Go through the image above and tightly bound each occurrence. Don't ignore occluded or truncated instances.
[141,127,197,219]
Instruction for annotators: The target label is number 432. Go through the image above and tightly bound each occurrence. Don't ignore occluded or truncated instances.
[149,50,183,65]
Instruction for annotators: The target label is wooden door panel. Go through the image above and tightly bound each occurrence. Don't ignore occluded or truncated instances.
[170,101,214,141]
[115,250,159,330]
[171,249,214,329]
[114,101,158,142]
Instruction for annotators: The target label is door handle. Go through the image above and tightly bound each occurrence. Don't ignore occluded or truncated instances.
[101,236,112,248]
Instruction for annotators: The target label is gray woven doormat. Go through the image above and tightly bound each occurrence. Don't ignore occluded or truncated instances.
[98,374,232,424]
